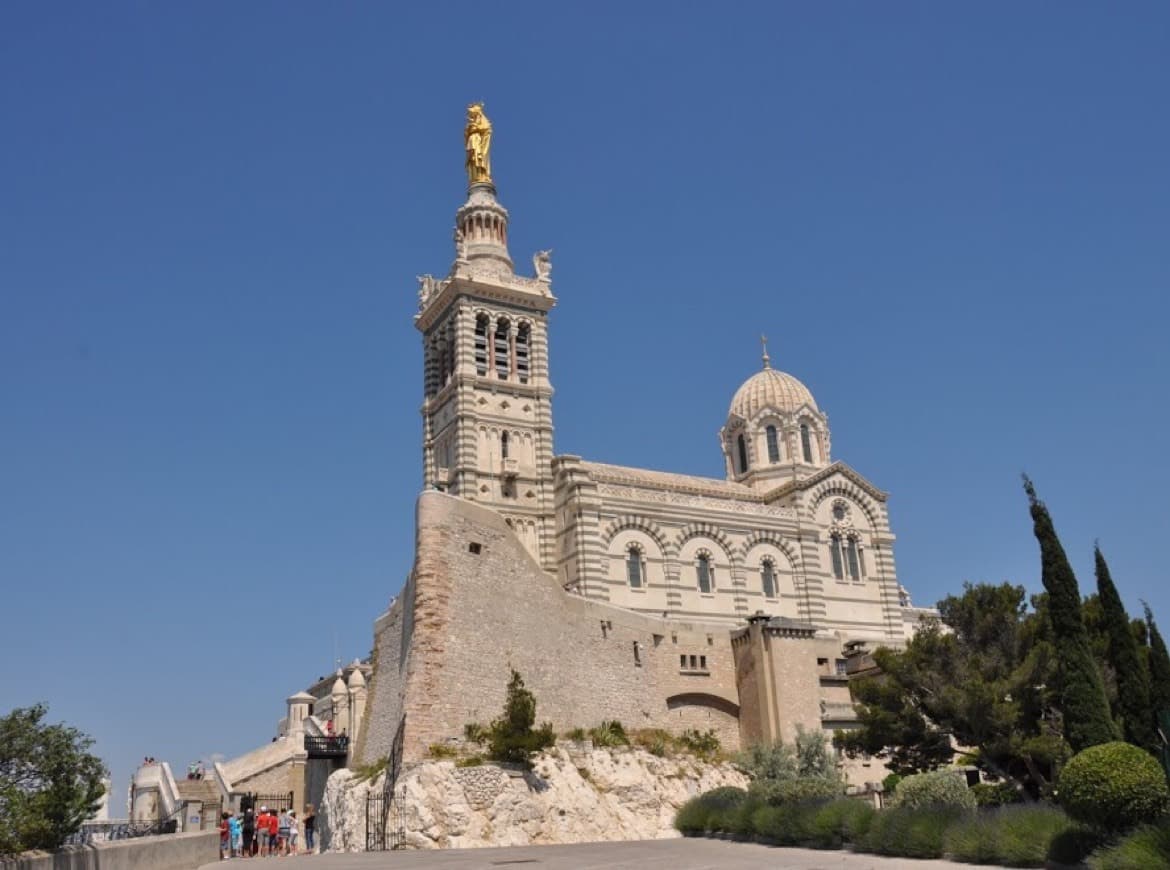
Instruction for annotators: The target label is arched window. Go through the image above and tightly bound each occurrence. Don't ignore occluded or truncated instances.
[494,319,510,379]
[474,314,489,376]
[761,559,777,599]
[800,424,813,463]
[766,425,780,463]
[515,323,531,384]
[737,434,749,473]
[500,431,509,459]
[829,534,844,580]
[626,547,644,589]
[697,553,713,594]
[845,537,861,581]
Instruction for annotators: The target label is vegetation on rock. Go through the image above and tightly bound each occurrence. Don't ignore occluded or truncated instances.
[486,670,555,765]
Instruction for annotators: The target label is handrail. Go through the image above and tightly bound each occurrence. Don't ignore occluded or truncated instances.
[158,762,182,819]
[212,761,233,804]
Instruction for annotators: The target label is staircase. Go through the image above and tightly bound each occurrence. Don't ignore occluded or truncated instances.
[175,777,222,831]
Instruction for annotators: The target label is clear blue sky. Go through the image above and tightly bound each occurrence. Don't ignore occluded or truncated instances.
[2,3,1168,806]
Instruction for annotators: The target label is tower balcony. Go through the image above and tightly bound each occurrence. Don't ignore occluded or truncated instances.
[501,458,519,478]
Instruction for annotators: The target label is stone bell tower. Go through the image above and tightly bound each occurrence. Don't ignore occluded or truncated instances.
[413,104,557,571]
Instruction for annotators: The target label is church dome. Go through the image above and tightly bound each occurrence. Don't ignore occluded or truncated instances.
[729,366,818,421]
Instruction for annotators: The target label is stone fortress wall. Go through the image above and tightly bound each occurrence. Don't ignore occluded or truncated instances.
[357,490,747,766]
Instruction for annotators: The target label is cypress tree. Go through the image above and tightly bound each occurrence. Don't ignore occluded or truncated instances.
[1095,546,1155,749]
[1023,477,1118,750]
[1143,603,1170,737]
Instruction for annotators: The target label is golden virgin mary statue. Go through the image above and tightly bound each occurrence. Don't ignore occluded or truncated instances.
[464,103,493,185]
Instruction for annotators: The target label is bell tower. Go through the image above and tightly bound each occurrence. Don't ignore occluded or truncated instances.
[413,104,557,571]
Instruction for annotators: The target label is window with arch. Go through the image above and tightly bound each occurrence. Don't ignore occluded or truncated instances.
[474,314,489,375]
[800,423,813,463]
[845,537,862,581]
[516,323,531,384]
[696,553,714,594]
[761,559,777,599]
[829,534,845,581]
[494,319,510,379]
[737,434,749,473]
[626,546,645,589]
[766,425,780,463]
[500,431,510,460]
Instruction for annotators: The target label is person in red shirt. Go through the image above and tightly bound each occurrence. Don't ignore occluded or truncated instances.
[256,808,269,857]
[267,808,280,854]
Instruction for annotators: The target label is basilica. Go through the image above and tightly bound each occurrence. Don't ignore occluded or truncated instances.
[354,105,933,785]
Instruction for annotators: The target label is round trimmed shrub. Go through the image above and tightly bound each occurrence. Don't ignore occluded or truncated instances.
[1058,742,1169,833]
[891,769,977,812]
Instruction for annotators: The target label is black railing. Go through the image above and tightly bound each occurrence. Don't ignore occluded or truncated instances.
[305,734,349,758]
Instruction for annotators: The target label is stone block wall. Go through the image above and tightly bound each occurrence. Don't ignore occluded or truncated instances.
[359,492,744,764]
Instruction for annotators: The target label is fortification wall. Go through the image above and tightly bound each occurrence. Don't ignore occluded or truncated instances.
[353,580,411,765]
[362,491,744,764]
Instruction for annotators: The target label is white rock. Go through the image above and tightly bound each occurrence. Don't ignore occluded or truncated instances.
[320,747,747,852]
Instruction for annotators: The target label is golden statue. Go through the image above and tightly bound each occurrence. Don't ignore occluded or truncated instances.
[464,102,493,185]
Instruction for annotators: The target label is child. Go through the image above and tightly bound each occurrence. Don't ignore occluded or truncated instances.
[228,811,242,857]
[287,810,299,855]
[219,811,230,859]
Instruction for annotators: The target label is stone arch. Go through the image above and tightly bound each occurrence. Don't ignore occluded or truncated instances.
[808,482,880,528]
[601,515,672,557]
[738,531,801,570]
[674,522,735,565]
[667,692,740,718]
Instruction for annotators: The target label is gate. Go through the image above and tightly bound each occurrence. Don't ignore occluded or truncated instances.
[242,791,294,813]
[365,717,406,851]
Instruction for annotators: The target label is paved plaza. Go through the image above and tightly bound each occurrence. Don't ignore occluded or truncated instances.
[203,839,994,869]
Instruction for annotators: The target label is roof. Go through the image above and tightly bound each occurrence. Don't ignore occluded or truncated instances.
[728,367,818,421]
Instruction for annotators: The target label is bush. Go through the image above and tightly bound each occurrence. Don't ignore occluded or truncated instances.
[455,755,484,768]
[588,720,629,747]
[426,742,459,759]
[945,804,1078,867]
[672,786,747,834]
[1088,817,1170,870]
[749,776,843,805]
[486,670,556,764]
[970,781,1023,808]
[677,728,721,761]
[1058,741,1170,832]
[858,806,965,859]
[892,769,978,812]
[631,728,671,756]
[463,722,489,745]
[1048,826,1107,866]
[882,772,902,795]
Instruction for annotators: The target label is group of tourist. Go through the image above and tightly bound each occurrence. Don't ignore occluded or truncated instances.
[219,804,316,858]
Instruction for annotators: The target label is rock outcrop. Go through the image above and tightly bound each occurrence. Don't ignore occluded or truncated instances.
[321,746,747,851]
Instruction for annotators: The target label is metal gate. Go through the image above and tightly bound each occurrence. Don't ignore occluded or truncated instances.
[242,791,294,813]
[365,717,406,851]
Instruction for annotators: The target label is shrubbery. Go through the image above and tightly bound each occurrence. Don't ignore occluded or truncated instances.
[1088,817,1170,870]
[891,769,978,812]
[673,786,748,834]
[1058,742,1170,832]
[944,805,1080,867]
[749,776,842,805]
[485,670,555,764]
[970,781,1023,808]
[861,805,965,859]
[587,720,629,748]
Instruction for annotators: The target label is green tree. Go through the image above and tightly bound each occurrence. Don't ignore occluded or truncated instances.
[1095,546,1155,750]
[1023,477,1118,751]
[0,704,106,855]
[1144,603,1170,732]
[487,670,555,765]
[836,582,1067,796]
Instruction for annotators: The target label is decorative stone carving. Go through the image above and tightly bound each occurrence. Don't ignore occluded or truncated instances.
[533,249,552,281]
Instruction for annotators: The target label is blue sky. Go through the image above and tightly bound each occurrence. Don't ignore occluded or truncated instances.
[2,3,1168,804]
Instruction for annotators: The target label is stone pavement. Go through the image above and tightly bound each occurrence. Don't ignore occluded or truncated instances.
[203,838,999,868]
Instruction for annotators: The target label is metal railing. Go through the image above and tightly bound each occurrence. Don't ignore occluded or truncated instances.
[305,734,349,757]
